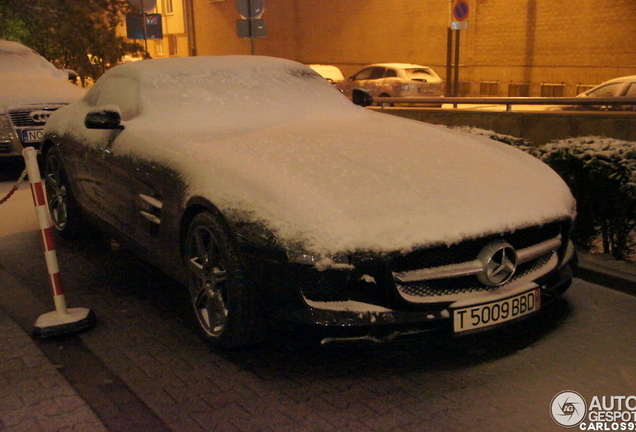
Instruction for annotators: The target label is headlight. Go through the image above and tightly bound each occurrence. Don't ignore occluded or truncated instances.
[233,220,354,271]
[0,114,16,143]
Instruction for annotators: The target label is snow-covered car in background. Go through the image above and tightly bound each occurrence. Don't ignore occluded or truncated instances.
[307,64,345,84]
[0,40,85,160]
[42,56,577,347]
[336,63,443,102]
[556,75,636,111]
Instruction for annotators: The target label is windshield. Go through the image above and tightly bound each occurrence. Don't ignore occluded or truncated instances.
[586,82,623,98]
[405,68,437,80]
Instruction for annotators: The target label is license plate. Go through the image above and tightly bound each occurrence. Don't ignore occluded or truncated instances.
[418,87,434,94]
[453,288,541,333]
[21,129,43,143]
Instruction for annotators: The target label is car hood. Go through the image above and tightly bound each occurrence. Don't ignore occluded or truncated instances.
[114,109,575,256]
[0,74,85,113]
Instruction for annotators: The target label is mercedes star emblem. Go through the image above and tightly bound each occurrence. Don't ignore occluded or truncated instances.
[477,240,518,286]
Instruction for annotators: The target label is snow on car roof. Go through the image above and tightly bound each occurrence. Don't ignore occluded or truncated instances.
[0,73,84,110]
[371,63,432,69]
[47,56,576,255]
[0,40,68,79]
[100,55,352,131]
[0,40,84,110]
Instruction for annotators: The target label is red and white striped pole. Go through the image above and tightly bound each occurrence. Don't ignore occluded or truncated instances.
[23,147,95,337]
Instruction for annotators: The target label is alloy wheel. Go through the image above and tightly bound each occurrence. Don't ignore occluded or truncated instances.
[187,224,230,338]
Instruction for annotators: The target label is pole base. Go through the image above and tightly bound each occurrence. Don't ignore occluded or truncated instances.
[33,308,96,338]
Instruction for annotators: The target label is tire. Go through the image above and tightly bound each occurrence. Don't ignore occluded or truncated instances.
[43,147,85,238]
[184,211,262,348]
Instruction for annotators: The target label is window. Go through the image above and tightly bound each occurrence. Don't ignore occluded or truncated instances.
[587,82,622,98]
[540,83,565,97]
[163,0,174,15]
[368,67,385,80]
[508,82,531,97]
[95,77,140,120]
[385,69,398,78]
[479,81,499,96]
[353,68,374,81]
[168,34,179,56]
[405,68,433,80]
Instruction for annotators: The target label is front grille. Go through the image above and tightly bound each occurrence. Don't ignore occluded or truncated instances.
[8,105,63,127]
[397,252,554,298]
[392,221,567,303]
[299,220,569,307]
[391,222,562,273]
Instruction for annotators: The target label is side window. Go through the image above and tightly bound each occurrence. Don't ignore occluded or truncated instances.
[83,84,101,106]
[624,83,636,97]
[94,76,140,120]
[353,68,374,81]
[368,67,385,80]
[385,69,398,78]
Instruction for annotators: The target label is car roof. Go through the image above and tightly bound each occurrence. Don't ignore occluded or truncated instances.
[0,39,36,54]
[594,75,636,86]
[368,63,431,69]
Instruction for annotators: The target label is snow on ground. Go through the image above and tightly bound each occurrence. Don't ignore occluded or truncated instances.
[45,56,576,256]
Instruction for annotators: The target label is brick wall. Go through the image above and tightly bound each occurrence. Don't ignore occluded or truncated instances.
[192,0,636,96]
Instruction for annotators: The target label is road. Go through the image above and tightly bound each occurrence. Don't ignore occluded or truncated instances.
[1,169,636,432]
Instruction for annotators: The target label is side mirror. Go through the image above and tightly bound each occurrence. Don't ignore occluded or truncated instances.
[84,109,125,130]
[352,88,373,107]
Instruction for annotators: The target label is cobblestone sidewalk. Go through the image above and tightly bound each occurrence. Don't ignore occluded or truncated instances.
[0,310,107,432]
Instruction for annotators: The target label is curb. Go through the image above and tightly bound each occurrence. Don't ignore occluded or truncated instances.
[576,251,636,297]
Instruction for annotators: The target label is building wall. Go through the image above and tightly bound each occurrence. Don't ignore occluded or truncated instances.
[191,0,636,96]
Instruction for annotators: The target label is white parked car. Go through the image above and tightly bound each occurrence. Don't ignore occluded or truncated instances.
[336,63,443,102]
[0,40,84,160]
[42,56,576,347]
[307,64,345,84]
[560,75,636,111]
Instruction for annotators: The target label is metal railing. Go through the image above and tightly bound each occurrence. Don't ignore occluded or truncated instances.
[372,96,636,112]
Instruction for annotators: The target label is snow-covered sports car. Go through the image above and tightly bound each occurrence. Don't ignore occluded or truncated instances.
[42,56,576,347]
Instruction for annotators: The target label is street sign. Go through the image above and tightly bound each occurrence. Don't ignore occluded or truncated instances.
[453,0,469,21]
[126,14,163,39]
[236,0,264,19]
[451,21,468,30]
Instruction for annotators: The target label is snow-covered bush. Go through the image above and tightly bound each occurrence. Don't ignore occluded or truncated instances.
[532,137,636,259]
[450,126,534,152]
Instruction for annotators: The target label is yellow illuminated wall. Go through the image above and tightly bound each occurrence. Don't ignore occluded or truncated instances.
[191,0,636,96]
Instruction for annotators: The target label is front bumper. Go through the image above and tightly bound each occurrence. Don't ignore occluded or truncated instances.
[255,234,576,344]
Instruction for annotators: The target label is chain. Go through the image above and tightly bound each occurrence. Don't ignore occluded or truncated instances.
[0,169,28,205]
